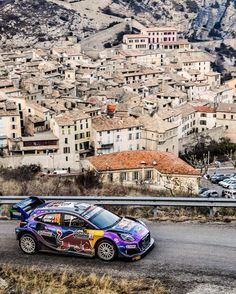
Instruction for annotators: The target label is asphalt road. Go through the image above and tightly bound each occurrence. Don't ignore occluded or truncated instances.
[0,221,236,293]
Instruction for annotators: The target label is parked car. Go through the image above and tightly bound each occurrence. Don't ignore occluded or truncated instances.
[211,175,229,184]
[13,197,154,261]
[199,187,209,194]
[219,180,236,188]
[220,180,236,188]
[210,174,225,182]
[222,189,236,199]
[199,190,219,198]
[226,184,236,190]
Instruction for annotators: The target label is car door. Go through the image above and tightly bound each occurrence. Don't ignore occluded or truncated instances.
[35,213,62,250]
[59,213,95,256]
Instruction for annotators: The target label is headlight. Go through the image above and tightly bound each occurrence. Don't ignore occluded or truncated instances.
[119,233,135,242]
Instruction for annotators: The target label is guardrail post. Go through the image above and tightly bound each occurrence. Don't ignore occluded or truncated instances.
[153,207,158,218]
[209,207,215,217]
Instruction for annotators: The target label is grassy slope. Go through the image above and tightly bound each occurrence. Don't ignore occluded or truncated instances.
[0,265,168,294]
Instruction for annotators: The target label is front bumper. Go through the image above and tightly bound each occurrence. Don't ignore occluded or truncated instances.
[118,237,155,261]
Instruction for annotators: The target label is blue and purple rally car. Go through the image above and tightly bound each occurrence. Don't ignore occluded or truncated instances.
[13,197,154,261]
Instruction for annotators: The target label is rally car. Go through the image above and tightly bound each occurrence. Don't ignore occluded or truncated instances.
[13,197,154,261]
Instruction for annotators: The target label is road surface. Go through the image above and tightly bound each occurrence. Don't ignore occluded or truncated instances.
[0,221,235,293]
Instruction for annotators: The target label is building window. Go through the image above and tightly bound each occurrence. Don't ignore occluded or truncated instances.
[75,144,78,151]
[223,114,226,119]
[225,125,229,130]
[63,147,70,154]
[132,171,139,181]
[231,115,233,119]
[136,133,140,139]
[79,133,85,139]
[11,117,15,122]
[86,132,90,137]
[12,125,16,129]
[109,173,113,182]
[65,138,68,144]
[66,156,68,162]
[200,120,206,125]
[128,134,132,140]
[120,172,127,182]
[145,170,152,180]
[116,135,120,142]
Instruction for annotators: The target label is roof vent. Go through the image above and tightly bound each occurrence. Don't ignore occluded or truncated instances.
[140,160,146,165]
[153,161,157,165]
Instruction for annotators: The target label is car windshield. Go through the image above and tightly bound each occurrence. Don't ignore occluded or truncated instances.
[88,208,121,229]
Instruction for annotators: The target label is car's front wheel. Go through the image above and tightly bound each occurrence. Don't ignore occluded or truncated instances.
[19,234,38,255]
[96,239,117,261]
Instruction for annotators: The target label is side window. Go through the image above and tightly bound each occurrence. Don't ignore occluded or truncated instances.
[39,213,61,226]
[63,214,86,228]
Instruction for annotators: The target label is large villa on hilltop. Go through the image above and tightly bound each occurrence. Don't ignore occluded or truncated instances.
[123,27,191,51]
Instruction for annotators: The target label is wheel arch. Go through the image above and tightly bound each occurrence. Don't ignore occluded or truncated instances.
[94,237,118,253]
[17,230,37,240]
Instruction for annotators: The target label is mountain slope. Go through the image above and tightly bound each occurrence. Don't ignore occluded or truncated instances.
[0,0,235,48]
[0,0,98,47]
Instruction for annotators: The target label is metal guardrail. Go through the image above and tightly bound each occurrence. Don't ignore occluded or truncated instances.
[0,196,235,217]
[1,196,236,207]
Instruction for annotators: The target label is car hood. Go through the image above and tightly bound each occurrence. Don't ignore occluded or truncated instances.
[111,217,148,238]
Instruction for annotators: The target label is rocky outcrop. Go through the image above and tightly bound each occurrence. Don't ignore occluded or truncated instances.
[0,0,235,48]
[108,0,236,40]
[0,0,97,47]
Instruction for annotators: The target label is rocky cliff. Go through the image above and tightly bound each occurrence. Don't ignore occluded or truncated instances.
[0,0,235,48]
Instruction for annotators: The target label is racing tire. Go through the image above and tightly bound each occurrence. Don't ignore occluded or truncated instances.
[96,239,117,261]
[19,234,38,255]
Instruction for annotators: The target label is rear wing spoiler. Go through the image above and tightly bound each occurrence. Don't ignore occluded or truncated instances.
[11,197,45,220]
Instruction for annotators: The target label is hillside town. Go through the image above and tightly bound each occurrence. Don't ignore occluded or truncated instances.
[0,26,235,194]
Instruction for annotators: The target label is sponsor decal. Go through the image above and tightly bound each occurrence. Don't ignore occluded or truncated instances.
[74,230,94,240]
[133,225,144,234]
[55,230,93,253]
[38,230,54,237]
[116,219,135,231]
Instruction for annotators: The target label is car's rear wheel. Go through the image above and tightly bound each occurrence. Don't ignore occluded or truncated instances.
[19,234,38,254]
[96,239,117,261]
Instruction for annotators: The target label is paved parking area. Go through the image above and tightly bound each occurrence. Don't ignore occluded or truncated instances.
[200,169,236,196]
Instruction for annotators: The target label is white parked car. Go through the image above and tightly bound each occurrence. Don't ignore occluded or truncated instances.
[199,190,219,198]
[222,189,236,199]
[219,179,236,188]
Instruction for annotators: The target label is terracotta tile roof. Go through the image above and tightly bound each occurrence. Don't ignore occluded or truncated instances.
[54,110,90,126]
[217,103,236,113]
[88,150,200,176]
[194,106,216,113]
[92,116,142,132]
